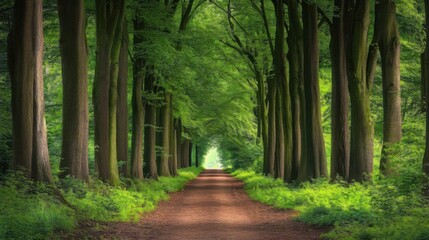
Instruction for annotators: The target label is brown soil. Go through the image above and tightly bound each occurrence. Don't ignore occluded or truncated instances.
[68,169,328,239]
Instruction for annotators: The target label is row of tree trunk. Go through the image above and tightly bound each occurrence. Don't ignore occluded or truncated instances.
[8,0,199,184]
[258,0,402,182]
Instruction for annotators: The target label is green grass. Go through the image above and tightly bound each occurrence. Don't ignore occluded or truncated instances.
[0,167,203,240]
[233,170,429,240]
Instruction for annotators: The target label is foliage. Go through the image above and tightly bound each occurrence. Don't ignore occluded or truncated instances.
[0,167,202,239]
[233,170,429,240]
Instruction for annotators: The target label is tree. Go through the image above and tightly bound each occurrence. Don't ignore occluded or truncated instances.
[299,1,327,181]
[347,0,374,181]
[285,0,304,181]
[376,0,402,175]
[131,8,145,179]
[93,0,125,184]
[330,0,350,180]
[8,0,52,182]
[117,18,129,177]
[58,0,89,181]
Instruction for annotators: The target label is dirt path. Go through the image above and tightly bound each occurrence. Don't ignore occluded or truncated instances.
[72,169,326,239]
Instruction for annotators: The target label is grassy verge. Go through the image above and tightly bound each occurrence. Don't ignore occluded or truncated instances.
[0,167,203,240]
[233,170,429,240]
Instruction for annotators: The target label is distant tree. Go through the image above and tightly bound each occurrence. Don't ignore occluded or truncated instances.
[8,0,52,182]
[58,0,89,181]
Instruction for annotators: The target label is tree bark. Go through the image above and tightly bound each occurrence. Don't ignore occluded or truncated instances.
[347,0,374,182]
[272,0,293,182]
[377,0,402,175]
[32,0,52,183]
[159,92,171,176]
[189,141,193,167]
[143,68,158,179]
[130,13,145,179]
[286,0,304,181]
[58,0,89,181]
[94,0,125,185]
[117,18,129,177]
[301,2,327,181]
[8,0,52,182]
[330,0,350,180]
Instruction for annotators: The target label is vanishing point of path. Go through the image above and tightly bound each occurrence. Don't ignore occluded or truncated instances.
[73,169,327,239]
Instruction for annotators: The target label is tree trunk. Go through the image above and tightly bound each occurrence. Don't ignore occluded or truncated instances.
[181,139,190,168]
[176,118,183,168]
[117,18,129,177]
[300,2,327,181]
[330,0,350,180]
[274,86,285,179]
[347,0,374,182]
[143,68,158,179]
[94,0,125,184]
[58,0,89,181]
[423,0,429,175]
[286,0,304,181]
[170,113,178,175]
[8,0,52,182]
[377,0,402,175]
[189,141,193,167]
[130,13,145,179]
[195,144,199,168]
[159,92,171,176]
[272,0,293,181]
[266,74,276,176]
[32,0,52,183]
[8,0,35,178]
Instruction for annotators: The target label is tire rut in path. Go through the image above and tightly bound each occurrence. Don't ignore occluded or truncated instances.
[73,169,327,239]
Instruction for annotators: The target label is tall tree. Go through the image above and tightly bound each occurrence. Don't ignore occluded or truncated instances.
[272,0,292,180]
[285,0,305,181]
[347,0,374,181]
[131,9,145,179]
[143,67,158,179]
[299,1,327,181]
[8,0,52,182]
[93,0,125,184]
[117,18,129,177]
[330,0,350,179]
[376,0,402,175]
[58,0,89,181]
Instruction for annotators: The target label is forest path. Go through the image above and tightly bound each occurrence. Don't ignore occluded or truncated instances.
[72,169,326,239]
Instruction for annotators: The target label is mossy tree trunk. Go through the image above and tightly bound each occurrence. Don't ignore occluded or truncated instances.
[131,11,145,179]
[347,0,374,182]
[94,0,125,185]
[58,0,89,181]
[376,0,402,175]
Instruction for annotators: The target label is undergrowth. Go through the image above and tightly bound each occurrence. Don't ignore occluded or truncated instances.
[0,167,202,240]
[233,170,429,240]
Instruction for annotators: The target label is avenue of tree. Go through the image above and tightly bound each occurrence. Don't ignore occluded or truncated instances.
[2,0,429,187]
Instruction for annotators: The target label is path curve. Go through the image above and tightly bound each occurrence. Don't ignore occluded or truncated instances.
[73,169,326,239]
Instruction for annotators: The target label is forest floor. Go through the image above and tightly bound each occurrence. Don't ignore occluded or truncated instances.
[68,169,327,239]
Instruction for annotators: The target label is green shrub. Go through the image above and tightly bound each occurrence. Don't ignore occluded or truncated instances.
[233,170,429,240]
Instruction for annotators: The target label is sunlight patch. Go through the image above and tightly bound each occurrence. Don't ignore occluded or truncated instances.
[202,147,222,169]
